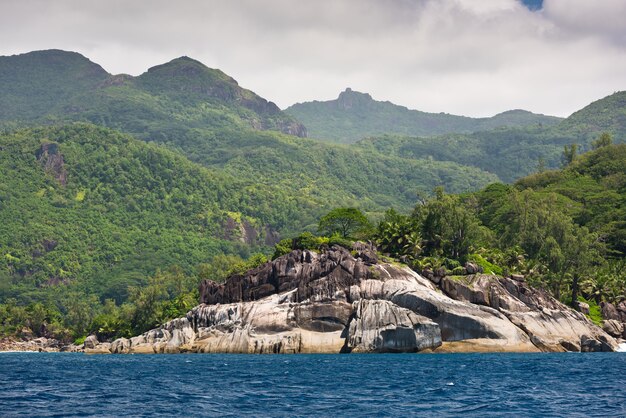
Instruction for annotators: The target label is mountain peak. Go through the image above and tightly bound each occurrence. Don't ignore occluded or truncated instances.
[0,49,108,76]
[142,56,237,85]
[336,88,373,110]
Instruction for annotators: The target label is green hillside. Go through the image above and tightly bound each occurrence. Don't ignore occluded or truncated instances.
[0,122,499,299]
[556,91,626,140]
[513,143,626,256]
[355,92,626,183]
[0,50,109,121]
[0,124,286,297]
[355,127,571,183]
[285,88,562,144]
[0,50,500,211]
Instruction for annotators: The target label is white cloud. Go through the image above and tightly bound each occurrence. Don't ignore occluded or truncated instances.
[0,0,624,117]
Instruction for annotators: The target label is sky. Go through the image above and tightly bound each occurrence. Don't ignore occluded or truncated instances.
[1,0,624,117]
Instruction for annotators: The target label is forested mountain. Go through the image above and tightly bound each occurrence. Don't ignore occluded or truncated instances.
[355,91,626,183]
[0,50,499,213]
[556,91,626,140]
[285,88,562,143]
[0,50,109,121]
[0,49,306,137]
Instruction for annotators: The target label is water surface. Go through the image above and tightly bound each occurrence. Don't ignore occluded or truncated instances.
[1,352,624,417]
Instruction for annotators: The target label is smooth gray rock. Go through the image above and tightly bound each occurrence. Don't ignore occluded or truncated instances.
[117,247,617,354]
[83,335,99,350]
[110,338,130,354]
[345,299,441,353]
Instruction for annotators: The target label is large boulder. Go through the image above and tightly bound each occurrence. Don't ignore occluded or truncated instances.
[435,273,613,351]
[83,335,99,350]
[601,301,626,323]
[345,299,441,353]
[110,338,131,354]
[602,319,625,339]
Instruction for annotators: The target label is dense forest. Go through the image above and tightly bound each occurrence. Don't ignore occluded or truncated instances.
[290,88,626,182]
[0,50,499,211]
[1,135,624,341]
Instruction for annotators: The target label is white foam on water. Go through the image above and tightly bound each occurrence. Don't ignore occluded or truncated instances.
[617,343,626,352]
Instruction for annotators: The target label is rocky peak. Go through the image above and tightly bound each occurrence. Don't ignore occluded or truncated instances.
[336,88,374,110]
[199,244,372,306]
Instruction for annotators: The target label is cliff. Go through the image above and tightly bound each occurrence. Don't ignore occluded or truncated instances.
[92,244,617,354]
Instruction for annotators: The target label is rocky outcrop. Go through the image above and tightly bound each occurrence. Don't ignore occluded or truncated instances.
[601,301,626,339]
[345,299,441,353]
[602,319,625,339]
[436,274,614,352]
[221,215,280,246]
[100,245,617,354]
[0,337,62,352]
[36,142,67,185]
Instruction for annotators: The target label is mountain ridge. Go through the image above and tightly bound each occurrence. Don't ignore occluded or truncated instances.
[285,87,563,143]
[0,49,307,137]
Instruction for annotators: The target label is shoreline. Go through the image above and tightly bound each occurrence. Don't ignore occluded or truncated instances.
[2,339,625,354]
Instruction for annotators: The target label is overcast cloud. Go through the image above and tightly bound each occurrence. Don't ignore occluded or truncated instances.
[1,0,624,117]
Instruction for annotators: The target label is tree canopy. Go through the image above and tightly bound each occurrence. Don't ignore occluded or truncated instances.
[318,208,371,238]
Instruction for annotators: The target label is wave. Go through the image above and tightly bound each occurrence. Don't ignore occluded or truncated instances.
[617,343,626,353]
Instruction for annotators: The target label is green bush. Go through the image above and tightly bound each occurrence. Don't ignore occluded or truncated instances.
[327,232,354,250]
[467,254,503,275]
[578,296,603,326]
[451,266,466,276]
[272,232,334,260]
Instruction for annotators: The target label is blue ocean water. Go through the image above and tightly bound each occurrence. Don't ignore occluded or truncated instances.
[0,352,624,417]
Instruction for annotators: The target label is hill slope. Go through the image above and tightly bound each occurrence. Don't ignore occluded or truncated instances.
[556,91,626,140]
[285,88,562,144]
[0,124,302,302]
[512,143,626,255]
[0,50,109,121]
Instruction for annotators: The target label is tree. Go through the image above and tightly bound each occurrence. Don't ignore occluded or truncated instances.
[414,189,482,260]
[562,144,578,167]
[591,132,613,150]
[318,208,371,238]
[375,208,422,258]
[536,157,546,173]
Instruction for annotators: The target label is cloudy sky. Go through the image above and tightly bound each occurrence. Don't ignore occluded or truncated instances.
[1,0,624,117]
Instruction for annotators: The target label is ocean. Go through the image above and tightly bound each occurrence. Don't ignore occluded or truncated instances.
[1,352,624,417]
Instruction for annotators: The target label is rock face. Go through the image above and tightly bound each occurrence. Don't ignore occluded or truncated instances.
[36,142,67,185]
[103,245,617,354]
[601,301,626,339]
[345,299,441,353]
